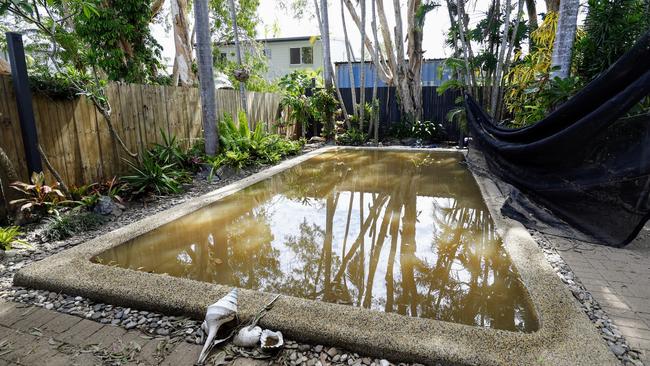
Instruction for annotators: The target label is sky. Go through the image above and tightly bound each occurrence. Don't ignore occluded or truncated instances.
[152,0,550,69]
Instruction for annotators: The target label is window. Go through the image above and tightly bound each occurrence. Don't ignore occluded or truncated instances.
[289,47,313,65]
[290,48,301,64]
[301,47,313,64]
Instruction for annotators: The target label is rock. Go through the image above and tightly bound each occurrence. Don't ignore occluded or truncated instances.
[314,345,323,353]
[298,344,311,352]
[214,165,239,181]
[4,250,20,259]
[610,344,626,356]
[379,360,390,366]
[326,347,339,358]
[45,303,54,310]
[93,196,122,216]
[125,321,137,330]
[308,136,326,144]
[400,138,418,146]
[0,249,4,259]
[156,328,170,336]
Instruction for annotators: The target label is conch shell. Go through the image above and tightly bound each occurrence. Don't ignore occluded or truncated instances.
[260,329,284,350]
[233,325,262,348]
[197,288,238,364]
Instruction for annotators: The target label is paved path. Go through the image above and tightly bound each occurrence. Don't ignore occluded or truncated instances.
[0,300,268,366]
[555,229,650,366]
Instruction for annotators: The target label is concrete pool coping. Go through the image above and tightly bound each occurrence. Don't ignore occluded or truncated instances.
[14,146,618,366]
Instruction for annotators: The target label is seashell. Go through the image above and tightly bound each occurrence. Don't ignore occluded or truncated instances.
[233,325,262,347]
[260,329,284,350]
[197,288,238,364]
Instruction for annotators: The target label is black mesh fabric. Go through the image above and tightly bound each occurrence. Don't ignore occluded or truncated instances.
[466,30,650,247]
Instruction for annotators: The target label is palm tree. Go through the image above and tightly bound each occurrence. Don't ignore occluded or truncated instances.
[550,0,579,79]
[194,0,218,155]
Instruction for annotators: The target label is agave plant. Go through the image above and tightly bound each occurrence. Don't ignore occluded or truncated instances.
[10,172,67,216]
[122,155,184,196]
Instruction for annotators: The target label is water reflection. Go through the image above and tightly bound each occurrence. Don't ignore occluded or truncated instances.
[94,150,538,332]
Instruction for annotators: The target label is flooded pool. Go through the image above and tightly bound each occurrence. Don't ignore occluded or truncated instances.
[94,149,538,332]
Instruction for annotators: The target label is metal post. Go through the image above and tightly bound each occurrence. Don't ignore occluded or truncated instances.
[6,32,42,175]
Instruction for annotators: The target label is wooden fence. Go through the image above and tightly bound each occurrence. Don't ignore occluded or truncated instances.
[0,75,283,188]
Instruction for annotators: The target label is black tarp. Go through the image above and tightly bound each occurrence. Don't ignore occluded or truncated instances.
[466,30,650,247]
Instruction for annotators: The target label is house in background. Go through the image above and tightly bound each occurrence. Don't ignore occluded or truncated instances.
[217,36,346,81]
[335,59,453,88]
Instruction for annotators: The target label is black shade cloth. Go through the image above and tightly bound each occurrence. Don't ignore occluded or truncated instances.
[466,30,650,247]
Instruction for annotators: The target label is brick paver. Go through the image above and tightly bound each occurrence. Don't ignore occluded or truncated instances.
[557,236,650,365]
[0,301,216,365]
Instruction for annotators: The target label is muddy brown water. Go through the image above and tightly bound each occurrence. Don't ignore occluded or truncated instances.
[94,149,538,332]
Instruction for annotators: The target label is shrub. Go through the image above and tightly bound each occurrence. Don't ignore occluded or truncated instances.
[122,154,186,196]
[336,128,367,146]
[207,112,303,177]
[576,0,649,81]
[388,120,413,139]
[10,172,69,217]
[411,120,447,142]
[149,130,202,171]
[70,176,126,209]
[41,210,106,242]
[0,226,29,251]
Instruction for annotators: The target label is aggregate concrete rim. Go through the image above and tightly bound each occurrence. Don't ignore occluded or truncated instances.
[14,146,618,366]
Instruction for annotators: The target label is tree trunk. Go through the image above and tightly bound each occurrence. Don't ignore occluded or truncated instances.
[546,0,560,11]
[455,0,478,92]
[0,147,19,223]
[341,0,359,118]
[405,0,426,121]
[228,0,248,116]
[491,0,512,115]
[319,0,335,137]
[171,0,195,86]
[194,0,218,155]
[343,0,392,83]
[314,0,350,128]
[320,0,333,90]
[371,0,380,142]
[550,0,579,79]
[526,0,538,49]
[359,0,367,132]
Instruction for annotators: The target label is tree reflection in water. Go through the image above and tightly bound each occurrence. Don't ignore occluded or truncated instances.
[95,150,537,332]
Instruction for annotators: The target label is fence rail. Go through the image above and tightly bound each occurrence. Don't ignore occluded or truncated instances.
[0,76,283,189]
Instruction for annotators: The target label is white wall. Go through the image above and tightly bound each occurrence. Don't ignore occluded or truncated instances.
[219,39,324,81]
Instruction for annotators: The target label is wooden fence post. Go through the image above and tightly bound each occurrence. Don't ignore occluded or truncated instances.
[6,32,42,176]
